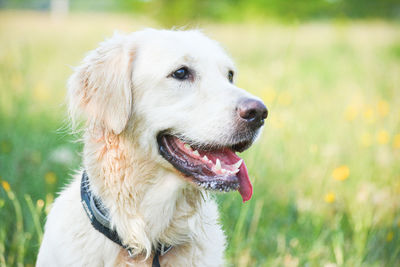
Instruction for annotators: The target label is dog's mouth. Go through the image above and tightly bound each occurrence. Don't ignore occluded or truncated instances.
[157,133,254,202]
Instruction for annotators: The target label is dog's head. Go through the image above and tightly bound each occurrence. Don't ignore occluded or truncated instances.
[68,29,267,202]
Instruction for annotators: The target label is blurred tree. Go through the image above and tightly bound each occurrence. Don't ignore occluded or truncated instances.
[0,0,399,24]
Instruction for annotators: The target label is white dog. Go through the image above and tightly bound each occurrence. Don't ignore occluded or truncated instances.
[37,29,267,267]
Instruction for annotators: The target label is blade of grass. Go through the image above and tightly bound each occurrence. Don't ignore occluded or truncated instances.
[3,184,24,267]
[0,229,6,267]
[24,194,43,244]
[232,203,250,254]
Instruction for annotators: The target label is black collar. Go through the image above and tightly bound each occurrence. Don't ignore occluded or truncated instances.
[80,171,172,266]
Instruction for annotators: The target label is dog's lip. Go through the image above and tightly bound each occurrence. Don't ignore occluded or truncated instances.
[231,140,253,152]
[157,133,253,202]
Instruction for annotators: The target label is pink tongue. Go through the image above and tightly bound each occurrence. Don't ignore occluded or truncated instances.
[211,149,253,202]
[237,163,253,202]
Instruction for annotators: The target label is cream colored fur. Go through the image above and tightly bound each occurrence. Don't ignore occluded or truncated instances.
[37,29,260,266]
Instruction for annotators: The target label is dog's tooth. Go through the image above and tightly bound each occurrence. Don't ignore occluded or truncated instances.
[193,150,200,156]
[203,155,208,161]
[184,144,192,151]
[233,159,243,169]
[215,159,221,171]
[232,168,240,174]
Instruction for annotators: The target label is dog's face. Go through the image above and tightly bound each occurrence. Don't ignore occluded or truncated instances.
[69,29,267,202]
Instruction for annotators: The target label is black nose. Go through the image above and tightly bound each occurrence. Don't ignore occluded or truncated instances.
[237,98,268,129]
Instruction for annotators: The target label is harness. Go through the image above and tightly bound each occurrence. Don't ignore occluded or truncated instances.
[80,171,172,267]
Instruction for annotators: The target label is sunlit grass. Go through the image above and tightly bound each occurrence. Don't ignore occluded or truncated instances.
[1,11,399,266]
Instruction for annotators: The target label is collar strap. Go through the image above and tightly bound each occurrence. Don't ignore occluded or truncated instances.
[80,171,172,266]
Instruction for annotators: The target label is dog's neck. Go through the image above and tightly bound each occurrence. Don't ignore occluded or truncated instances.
[83,130,203,258]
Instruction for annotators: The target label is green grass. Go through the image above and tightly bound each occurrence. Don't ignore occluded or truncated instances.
[1,11,399,267]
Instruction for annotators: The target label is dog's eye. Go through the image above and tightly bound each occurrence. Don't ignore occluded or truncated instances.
[228,71,234,83]
[172,67,191,80]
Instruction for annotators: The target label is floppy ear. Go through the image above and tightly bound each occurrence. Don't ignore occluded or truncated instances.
[68,34,134,134]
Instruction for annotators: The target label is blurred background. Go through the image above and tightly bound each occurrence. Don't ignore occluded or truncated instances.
[0,0,399,266]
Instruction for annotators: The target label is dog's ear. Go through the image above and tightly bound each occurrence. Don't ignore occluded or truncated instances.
[68,34,134,134]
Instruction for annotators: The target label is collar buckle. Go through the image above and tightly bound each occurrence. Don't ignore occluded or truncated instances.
[127,248,135,258]
[159,243,172,256]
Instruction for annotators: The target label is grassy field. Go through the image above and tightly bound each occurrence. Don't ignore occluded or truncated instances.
[0,11,399,267]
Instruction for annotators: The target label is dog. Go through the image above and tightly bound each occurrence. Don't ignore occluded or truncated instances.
[36,29,267,266]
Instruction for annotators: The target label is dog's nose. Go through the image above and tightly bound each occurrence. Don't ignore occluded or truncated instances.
[237,98,268,129]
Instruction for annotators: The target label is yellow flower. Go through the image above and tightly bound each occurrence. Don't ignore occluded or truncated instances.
[386,231,394,242]
[344,105,358,121]
[11,73,22,87]
[393,134,400,149]
[45,172,57,185]
[360,132,372,147]
[1,181,10,192]
[377,130,389,145]
[324,192,336,203]
[332,166,350,181]
[37,199,45,209]
[363,107,375,123]
[309,144,318,154]
[261,89,276,103]
[277,92,292,106]
[33,82,50,102]
[377,100,389,117]
[269,116,284,129]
